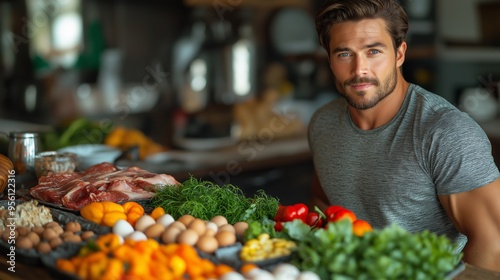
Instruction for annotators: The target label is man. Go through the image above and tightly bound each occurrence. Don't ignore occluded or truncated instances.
[309,0,500,272]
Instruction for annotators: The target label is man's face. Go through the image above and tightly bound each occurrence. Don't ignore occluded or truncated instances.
[328,18,404,110]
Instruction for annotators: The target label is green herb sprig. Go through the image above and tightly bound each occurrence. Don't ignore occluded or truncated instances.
[150,177,280,224]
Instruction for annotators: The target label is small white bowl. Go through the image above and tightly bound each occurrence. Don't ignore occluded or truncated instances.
[58,144,121,170]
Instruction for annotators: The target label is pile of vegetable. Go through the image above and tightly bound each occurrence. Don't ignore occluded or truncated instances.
[150,177,280,224]
[42,117,111,151]
[273,219,462,280]
[56,236,235,279]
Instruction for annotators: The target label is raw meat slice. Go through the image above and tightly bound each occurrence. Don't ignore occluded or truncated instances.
[29,162,179,210]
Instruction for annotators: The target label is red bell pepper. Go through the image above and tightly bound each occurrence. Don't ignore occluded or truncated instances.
[283,203,309,222]
[306,212,324,228]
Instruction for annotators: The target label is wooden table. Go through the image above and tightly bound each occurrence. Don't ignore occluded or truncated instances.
[0,254,499,280]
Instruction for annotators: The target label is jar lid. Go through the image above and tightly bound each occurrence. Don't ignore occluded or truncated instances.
[9,132,39,138]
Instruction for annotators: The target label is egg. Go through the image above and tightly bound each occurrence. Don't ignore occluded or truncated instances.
[81,231,95,241]
[42,228,58,241]
[126,231,148,241]
[233,222,248,239]
[196,235,218,254]
[177,229,199,246]
[144,223,165,239]
[113,220,135,237]
[188,218,206,236]
[161,226,182,244]
[37,242,52,254]
[17,237,33,250]
[210,215,228,227]
[177,214,195,226]
[168,221,187,231]
[272,263,300,280]
[218,224,235,233]
[156,214,175,227]
[27,231,40,246]
[220,272,245,280]
[215,230,236,247]
[63,234,82,243]
[205,222,218,234]
[64,222,82,233]
[49,237,63,249]
[17,226,30,236]
[134,215,156,232]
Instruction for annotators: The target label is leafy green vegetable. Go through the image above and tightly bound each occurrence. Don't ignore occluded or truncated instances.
[283,220,462,280]
[150,177,280,224]
[42,117,112,151]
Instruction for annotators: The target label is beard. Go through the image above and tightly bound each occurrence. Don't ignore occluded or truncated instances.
[335,67,398,110]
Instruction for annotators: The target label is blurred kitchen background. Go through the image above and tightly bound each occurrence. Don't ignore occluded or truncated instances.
[0,0,499,203]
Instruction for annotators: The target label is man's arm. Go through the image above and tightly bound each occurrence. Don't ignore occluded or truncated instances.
[439,178,500,272]
[309,171,330,210]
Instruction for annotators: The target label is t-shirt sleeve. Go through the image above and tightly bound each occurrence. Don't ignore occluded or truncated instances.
[424,110,500,195]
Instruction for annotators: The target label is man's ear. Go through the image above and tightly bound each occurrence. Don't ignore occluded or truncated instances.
[396,41,407,68]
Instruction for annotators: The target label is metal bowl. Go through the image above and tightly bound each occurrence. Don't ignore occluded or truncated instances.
[34,151,78,178]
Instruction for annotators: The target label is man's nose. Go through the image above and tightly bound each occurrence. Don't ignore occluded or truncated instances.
[353,55,369,76]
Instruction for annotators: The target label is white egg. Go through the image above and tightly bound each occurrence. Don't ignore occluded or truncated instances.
[247,269,275,280]
[126,231,148,241]
[272,263,300,280]
[297,271,321,280]
[156,214,175,228]
[112,220,134,237]
[219,271,245,280]
[134,215,156,231]
[205,221,218,234]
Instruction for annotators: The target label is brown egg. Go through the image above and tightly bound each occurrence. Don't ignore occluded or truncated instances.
[1,230,11,241]
[233,222,249,239]
[17,226,30,237]
[168,221,187,231]
[49,237,63,249]
[134,215,156,232]
[215,230,236,247]
[177,229,199,246]
[44,221,59,228]
[64,222,82,233]
[17,237,33,250]
[37,242,52,254]
[81,231,95,241]
[27,231,41,246]
[51,225,64,236]
[60,231,75,239]
[32,226,45,235]
[63,234,82,243]
[161,226,182,244]
[202,228,216,237]
[218,224,235,233]
[144,223,165,239]
[188,218,206,236]
[42,228,58,241]
[177,215,195,226]
[210,216,228,227]
[196,235,219,254]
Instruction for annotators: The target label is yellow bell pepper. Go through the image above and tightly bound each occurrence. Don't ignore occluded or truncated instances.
[80,202,105,225]
[122,201,145,226]
[80,201,128,227]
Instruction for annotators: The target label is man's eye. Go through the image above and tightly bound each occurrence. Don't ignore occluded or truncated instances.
[338,53,350,57]
[369,49,381,54]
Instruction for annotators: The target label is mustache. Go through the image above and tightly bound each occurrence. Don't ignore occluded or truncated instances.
[344,77,379,87]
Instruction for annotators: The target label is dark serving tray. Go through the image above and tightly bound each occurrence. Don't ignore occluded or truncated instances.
[0,200,110,265]
[17,189,154,213]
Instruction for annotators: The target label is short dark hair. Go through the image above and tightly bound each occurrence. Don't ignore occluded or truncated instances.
[316,0,408,56]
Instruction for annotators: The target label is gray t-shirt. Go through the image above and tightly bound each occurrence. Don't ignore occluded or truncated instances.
[308,84,500,250]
